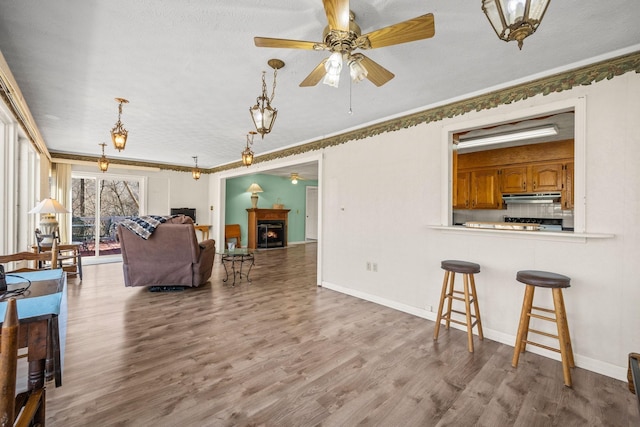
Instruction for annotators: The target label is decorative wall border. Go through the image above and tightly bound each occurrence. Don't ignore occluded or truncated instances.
[5,51,639,173]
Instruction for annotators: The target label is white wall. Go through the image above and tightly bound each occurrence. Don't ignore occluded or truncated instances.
[316,72,640,381]
[206,72,639,381]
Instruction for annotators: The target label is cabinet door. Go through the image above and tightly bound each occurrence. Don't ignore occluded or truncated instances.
[471,169,501,209]
[501,166,529,193]
[563,162,574,209]
[454,172,470,209]
[531,163,563,192]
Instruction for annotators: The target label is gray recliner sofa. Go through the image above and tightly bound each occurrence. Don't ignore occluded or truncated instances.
[117,215,215,287]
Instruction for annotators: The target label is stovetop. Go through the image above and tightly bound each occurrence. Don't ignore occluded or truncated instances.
[504,217,564,231]
[504,217,563,225]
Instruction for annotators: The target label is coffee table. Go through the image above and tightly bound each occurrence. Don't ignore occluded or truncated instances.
[219,248,254,286]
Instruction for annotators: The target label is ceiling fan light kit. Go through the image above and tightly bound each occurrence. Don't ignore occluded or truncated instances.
[110,97,129,151]
[482,0,550,49]
[254,1,435,88]
[249,59,284,138]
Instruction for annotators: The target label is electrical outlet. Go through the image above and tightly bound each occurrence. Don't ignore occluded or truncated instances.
[372,263,378,272]
[366,262,371,271]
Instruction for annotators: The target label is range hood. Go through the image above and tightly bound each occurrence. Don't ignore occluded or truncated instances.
[501,192,562,204]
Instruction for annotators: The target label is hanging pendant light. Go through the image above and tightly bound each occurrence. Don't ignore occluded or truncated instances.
[97,143,109,172]
[111,97,129,151]
[482,0,550,50]
[242,131,257,167]
[250,59,285,138]
[191,156,201,181]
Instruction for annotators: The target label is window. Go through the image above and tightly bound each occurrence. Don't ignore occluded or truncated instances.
[442,97,586,233]
[72,172,146,258]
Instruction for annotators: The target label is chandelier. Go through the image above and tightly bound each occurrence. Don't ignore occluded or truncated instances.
[482,0,550,50]
[97,143,109,172]
[191,156,201,181]
[111,97,129,151]
[250,59,285,138]
[242,131,257,167]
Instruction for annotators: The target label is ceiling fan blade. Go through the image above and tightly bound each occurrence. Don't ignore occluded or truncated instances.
[323,0,350,32]
[299,59,328,87]
[361,13,435,49]
[359,55,395,87]
[254,37,319,50]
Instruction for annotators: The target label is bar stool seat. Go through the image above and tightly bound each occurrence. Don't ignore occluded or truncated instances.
[512,270,574,387]
[434,260,483,352]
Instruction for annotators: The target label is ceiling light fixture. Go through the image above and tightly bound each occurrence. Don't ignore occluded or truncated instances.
[456,125,558,149]
[348,54,368,83]
[482,0,550,50]
[111,97,129,151]
[191,156,201,181]
[323,52,343,88]
[242,131,257,167]
[97,143,109,172]
[250,59,285,138]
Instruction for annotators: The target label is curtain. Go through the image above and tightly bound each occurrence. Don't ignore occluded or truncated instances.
[52,162,72,242]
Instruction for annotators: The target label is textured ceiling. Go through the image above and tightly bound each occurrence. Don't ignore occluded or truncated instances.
[0,1,639,173]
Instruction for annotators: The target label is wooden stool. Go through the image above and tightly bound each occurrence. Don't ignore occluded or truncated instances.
[434,260,483,352]
[512,270,575,387]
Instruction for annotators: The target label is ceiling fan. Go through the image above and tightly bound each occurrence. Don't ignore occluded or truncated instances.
[254,0,435,88]
[289,173,307,184]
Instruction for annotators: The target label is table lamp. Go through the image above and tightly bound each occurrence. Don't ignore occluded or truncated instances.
[29,198,69,244]
[246,183,263,209]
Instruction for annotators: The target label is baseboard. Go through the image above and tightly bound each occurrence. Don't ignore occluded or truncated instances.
[321,280,628,381]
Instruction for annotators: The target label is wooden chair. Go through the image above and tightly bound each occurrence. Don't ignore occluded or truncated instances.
[35,228,82,279]
[225,224,242,249]
[0,298,46,427]
[0,245,58,273]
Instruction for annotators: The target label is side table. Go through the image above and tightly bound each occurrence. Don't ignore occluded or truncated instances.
[219,248,255,286]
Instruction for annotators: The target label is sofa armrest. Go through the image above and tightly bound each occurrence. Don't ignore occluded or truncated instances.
[199,239,216,252]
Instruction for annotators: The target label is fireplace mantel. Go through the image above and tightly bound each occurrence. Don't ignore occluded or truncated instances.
[247,208,290,249]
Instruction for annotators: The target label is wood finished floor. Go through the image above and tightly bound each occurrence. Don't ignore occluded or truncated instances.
[47,243,638,426]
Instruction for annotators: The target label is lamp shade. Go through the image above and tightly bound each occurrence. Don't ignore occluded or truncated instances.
[28,198,69,214]
[246,183,264,194]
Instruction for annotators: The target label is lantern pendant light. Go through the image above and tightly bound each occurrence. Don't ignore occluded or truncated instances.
[250,59,285,138]
[242,131,257,167]
[191,156,201,181]
[97,143,109,172]
[482,0,550,50]
[111,97,129,151]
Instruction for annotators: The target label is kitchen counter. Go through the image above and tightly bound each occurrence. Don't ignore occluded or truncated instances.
[428,225,614,241]
[464,221,540,231]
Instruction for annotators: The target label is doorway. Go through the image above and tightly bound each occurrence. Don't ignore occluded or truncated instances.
[305,186,318,240]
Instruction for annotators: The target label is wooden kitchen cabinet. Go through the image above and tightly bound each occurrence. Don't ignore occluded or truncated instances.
[501,166,529,193]
[531,162,564,192]
[500,162,564,193]
[563,162,574,209]
[471,168,502,209]
[455,168,502,210]
[454,171,471,209]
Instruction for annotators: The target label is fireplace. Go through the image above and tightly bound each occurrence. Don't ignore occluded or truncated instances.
[246,208,290,249]
[257,220,286,248]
